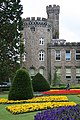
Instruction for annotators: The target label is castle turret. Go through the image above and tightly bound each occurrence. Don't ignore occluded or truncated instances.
[46,5,60,39]
[22,17,52,80]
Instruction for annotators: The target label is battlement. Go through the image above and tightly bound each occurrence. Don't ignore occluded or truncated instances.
[23,17,51,28]
[46,4,60,14]
[48,40,80,47]
[23,17,47,21]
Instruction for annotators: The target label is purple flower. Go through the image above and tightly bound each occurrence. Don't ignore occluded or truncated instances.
[34,104,80,120]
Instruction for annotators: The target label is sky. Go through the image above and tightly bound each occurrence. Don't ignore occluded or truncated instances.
[21,0,80,42]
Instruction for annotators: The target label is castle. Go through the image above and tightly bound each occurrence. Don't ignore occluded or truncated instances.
[22,5,80,85]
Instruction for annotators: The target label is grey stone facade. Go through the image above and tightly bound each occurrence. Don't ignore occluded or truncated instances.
[22,5,80,85]
[48,40,80,84]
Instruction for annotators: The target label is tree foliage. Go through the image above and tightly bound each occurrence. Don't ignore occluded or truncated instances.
[0,0,23,82]
[8,68,34,100]
[32,73,50,92]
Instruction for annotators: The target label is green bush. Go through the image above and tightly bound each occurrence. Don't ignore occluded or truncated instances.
[32,73,50,92]
[8,68,34,100]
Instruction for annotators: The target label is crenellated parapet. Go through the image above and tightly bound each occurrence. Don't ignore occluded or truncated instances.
[48,40,80,47]
[46,4,60,15]
[23,17,51,28]
[24,17,47,21]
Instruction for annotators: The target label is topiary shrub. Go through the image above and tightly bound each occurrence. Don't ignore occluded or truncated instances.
[8,68,34,100]
[32,73,50,92]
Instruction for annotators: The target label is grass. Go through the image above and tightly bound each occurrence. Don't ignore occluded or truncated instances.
[0,93,37,120]
[0,93,80,120]
[67,95,80,104]
[0,104,37,120]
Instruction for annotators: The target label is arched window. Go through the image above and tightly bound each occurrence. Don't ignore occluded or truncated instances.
[39,50,45,61]
[29,67,35,79]
[39,68,44,75]
[22,52,26,62]
[30,68,35,76]
[39,38,44,45]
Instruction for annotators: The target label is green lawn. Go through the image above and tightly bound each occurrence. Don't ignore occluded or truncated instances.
[0,93,80,120]
[0,104,37,120]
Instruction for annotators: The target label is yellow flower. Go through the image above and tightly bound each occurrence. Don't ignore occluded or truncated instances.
[0,96,68,104]
[6,102,76,114]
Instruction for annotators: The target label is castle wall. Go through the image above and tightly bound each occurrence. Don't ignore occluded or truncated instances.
[48,41,80,84]
[21,5,80,85]
[22,17,52,80]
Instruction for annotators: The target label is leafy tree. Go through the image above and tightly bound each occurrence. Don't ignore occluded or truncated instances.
[8,68,34,100]
[32,73,50,92]
[0,0,23,83]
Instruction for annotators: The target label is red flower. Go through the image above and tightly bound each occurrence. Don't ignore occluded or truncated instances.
[42,89,80,95]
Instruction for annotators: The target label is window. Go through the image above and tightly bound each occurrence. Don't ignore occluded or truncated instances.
[39,51,44,61]
[22,55,26,62]
[22,53,26,62]
[76,50,80,60]
[55,50,61,60]
[39,68,44,75]
[76,68,80,79]
[66,68,71,78]
[30,26,35,31]
[66,50,71,61]
[30,68,35,77]
[39,38,44,45]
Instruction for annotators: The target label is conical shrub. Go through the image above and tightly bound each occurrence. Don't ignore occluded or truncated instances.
[32,73,50,92]
[8,68,34,100]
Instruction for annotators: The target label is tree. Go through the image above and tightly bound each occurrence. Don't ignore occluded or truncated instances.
[0,0,23,82]
[8,68,34,100]
[32,73,50,92]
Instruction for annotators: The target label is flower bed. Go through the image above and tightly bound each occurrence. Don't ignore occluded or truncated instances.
[0,96,68,104]
[42,89,80,95]
[34,104,80,120]
[6,102,76,114]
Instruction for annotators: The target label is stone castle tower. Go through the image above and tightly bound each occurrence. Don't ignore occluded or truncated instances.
[22,5,60,80]
[22,5,80,85]
[46,5,60,39]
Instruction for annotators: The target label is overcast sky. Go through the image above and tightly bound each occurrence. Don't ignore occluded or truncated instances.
[21,0,80,42]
